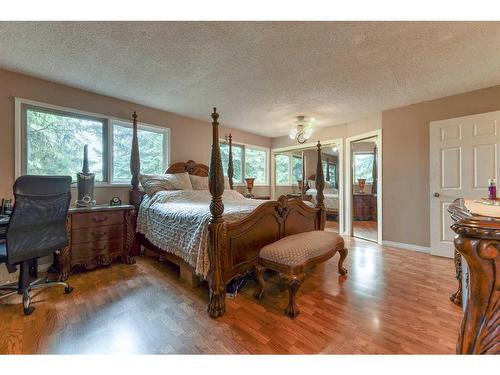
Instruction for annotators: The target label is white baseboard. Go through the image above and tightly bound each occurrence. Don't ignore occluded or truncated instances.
[382,240,431,254]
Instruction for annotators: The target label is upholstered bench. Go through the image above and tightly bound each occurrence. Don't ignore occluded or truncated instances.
[254,230,347,318]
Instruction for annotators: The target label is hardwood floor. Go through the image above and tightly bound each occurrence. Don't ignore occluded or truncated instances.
[0,237,462,354]
[325,219,339,232]
[353,220,377,242]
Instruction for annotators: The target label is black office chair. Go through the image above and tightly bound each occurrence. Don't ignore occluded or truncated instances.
[0,175,73,315]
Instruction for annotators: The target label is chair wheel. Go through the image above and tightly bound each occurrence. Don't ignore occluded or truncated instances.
[64,286,73,294]
[24,306,35,315]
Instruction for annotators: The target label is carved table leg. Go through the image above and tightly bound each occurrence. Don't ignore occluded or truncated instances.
[55,246,71,281]
[55,215,72,281]
[454,236,499,354]
[285,274,303,319]
[122,209,137,265]
[450,249,463,306]
[338,247,348,275]
[254,264,265,300]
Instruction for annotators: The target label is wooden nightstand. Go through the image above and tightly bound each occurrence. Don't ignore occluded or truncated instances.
[53,204,135,280]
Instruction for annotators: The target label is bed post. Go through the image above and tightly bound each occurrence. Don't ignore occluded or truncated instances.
[228,133,234,190]
[207,107,226,318]
[128,111,142,256]
[130,111,140,193]
[315,141,326,230]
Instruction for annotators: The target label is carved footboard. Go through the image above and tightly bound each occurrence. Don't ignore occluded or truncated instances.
[223,196,322,283]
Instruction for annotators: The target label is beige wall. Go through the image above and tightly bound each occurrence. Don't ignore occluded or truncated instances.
[0,69,272,203]
[382,84,500,247]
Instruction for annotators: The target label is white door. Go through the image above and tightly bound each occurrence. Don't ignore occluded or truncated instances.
[430,111,500,257]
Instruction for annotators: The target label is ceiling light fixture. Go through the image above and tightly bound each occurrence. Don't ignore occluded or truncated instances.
[289,115,314,144]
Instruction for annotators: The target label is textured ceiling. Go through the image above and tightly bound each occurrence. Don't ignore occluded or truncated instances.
[1,22,500,137]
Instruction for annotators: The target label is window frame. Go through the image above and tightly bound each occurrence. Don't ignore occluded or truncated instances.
[15,98,170,187]
[353,151,375,184]
[219,139,270,186]
[22,103,109,183]
[110,119,170,185]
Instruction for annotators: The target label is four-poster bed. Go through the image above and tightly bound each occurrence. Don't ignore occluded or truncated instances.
[128,108,326,318]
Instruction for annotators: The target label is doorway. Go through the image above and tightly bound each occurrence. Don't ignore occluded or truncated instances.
[346,130,382,243]
[272,139,343,233]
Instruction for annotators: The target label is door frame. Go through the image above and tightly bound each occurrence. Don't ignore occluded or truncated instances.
[271,138,345,235]
[345,129,383,244]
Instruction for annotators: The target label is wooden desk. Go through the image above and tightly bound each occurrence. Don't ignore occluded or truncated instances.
[448,199,499,354]
[53,204,135,280]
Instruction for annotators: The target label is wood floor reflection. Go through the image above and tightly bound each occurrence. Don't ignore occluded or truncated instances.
[0,237,461,354]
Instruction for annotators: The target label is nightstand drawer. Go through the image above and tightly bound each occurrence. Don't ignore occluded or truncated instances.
[71,238,124,263]
[72,210,123,229]
[72,224,124,244]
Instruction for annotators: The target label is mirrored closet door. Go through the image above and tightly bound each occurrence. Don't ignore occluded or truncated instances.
[350,136,378,242]
[273,141,341,233]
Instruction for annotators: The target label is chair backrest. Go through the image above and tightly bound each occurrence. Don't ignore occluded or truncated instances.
[6,175,72,265]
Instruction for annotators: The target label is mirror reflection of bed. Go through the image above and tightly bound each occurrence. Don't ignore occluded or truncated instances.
[274,142,341,233]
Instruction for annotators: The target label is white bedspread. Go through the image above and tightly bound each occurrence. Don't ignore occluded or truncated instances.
[137,190,265,278]
[308,188,339,210]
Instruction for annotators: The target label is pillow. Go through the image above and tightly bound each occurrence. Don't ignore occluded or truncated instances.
[308,180,315,189]
[139,172,192,196]
[175,172,193,190]
[224,176,231,190]
[139,173,183,197]
[190,175,209,190]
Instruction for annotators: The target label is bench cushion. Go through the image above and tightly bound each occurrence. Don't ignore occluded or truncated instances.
[259,230,343,267]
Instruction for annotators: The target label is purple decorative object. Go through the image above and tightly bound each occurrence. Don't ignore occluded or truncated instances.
[488,179,497,200]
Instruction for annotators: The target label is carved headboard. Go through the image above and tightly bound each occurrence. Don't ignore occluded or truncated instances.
[166,160,209,177]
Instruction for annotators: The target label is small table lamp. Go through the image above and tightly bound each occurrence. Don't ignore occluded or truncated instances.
[244,178,255,198]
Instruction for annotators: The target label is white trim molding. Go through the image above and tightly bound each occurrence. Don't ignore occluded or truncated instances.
[382,240,431,254]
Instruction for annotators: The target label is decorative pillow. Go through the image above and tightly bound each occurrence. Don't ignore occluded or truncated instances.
[139,173,183,197]
[190,175,209,190]
[308,180,315,189]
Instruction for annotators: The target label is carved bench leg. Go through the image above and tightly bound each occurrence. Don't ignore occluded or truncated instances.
[254,264,265,300]
[285,274,303,319]
[338,247,348,275]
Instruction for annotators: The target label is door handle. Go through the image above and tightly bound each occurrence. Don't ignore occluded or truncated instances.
[433,192,440,197]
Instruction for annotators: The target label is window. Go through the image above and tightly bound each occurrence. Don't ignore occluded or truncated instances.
[220,142,268,185]
[245,147,267,184]
[353,153,374,183]
[24,106,106,182]
[275,153,306,186]
[322,161,337,186]
[275,154,291,185]
[292,155,303,183]
[220,143,243,184]
[19,100,170,184]
[112,121,168,183]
